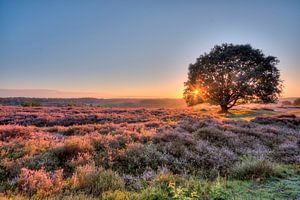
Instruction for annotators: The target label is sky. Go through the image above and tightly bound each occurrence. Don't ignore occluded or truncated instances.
[0,0,300,98]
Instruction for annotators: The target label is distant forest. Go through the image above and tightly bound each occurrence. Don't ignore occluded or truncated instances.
[0,97,186,108]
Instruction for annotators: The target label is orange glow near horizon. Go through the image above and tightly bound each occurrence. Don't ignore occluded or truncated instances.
[193,89,200,96]
[1,81,299,99]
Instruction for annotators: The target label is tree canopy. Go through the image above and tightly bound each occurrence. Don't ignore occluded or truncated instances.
[184,43,282,112]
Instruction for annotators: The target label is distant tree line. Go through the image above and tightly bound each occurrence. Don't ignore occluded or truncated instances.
[0,97,186,108]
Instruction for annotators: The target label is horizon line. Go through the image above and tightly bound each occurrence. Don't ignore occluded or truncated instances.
[0,88,298,99]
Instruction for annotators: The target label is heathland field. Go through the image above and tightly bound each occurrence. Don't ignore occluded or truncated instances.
[0,105,299,199]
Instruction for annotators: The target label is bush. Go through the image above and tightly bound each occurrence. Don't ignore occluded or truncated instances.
[56,137,93,157]
[151,172,184,190]
[153,130,195,147]
[209,177,231,200]
[230,157,281,180]
[251,115,300,128]
[294,98,300,106]
[72,164,124,196]
[138,187,169,200]
[24,151,61,171]
[46,193,97,200]
[190,141,237,178]
[282,100,292,106]
[146,173,214,199]
[0,125,34,141]
[194,126,224,141]
[102,190,139,200]
[272,141,300,164]
[113,143,167,174]
[18,168,63,197]
[21,102,42,107]
[48,137,94,174]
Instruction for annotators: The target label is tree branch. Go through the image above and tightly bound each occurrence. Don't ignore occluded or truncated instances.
[228,96,240,108]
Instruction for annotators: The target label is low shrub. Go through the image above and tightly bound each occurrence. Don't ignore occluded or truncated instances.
[272,141,300,164]
[194,126,225,142]
[102,190,139,200]
[71,164,124,196]
[24,151,60,172]
[45,193,97,200]
[17,167,63,197]
[145,173,219,200]
[251,115,300,128]
[138,187,169,200]
[53,137,93,159]
[45,137,94,174]
[0,125,34,142]
[151,172,184,190]
[282,100,292,106]
[294,98,300,106]
[208,177,231,200]
[153,130,195,147]
[191,141,237,178]
[113,143,167,174]
[230,157,281,180]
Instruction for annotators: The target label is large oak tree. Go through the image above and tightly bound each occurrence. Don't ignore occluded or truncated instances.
[184,44,282,112]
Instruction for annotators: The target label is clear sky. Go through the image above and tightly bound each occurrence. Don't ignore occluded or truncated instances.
[1,0,299,98]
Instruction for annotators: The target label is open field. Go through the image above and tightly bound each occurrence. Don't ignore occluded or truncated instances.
[0,105,299,199]
[2,0,300,199]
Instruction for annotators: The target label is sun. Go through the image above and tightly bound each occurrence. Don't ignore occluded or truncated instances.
[193,89,200,95]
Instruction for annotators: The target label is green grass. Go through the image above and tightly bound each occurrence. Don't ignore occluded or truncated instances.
[226,176,300,200]
[224,165,300,200]
[3,165,299,200]
[224,109,276,121]
[199,107,300,121]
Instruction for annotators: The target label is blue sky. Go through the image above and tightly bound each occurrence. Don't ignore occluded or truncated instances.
[0,0,299,98]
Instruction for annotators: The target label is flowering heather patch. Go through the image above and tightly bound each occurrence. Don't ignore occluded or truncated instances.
[0,106,299,198]
[0,106,201,127]
[18,167,64,197]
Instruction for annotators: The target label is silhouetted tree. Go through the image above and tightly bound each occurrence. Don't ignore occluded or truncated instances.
[184,43,282,113]
[282,100,292,106]
[294,98,300,106]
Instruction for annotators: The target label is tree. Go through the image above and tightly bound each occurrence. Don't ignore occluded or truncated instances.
[183,43,282,113]
[294,98,300,106]
[282,100,292,106]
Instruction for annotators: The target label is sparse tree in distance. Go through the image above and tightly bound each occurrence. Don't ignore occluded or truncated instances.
[184,43,282,113]
[294,98,300,106]
[282,100,292,106]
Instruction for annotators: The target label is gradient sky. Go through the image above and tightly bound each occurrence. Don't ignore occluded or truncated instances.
[1,0,300,98]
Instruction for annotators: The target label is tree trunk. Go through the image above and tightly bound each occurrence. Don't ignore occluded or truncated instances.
[220,105,229,113]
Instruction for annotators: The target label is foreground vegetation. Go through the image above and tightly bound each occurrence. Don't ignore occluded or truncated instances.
[0,106,299,199]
